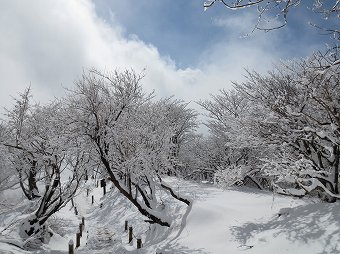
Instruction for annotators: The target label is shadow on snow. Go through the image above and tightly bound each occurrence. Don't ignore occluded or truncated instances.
[231,202,340,253]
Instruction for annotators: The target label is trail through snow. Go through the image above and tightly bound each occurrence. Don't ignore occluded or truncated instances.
[2,178,340,253]
[157,180,340,254]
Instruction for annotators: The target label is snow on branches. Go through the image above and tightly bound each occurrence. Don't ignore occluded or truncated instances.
[201,47,339,200]
[68,69,196,227]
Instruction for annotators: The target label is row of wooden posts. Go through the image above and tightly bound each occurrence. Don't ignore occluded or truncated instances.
[68,180,102,253]
[68,180,144,252]
[68,219,143,253]
[125,220,142,249]
[68,180,105,253]
[68,217,85,254]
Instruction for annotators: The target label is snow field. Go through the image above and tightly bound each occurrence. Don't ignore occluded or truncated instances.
[2,177,340,253]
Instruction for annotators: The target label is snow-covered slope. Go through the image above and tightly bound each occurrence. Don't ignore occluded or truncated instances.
[161,182,339,254]
[1,178,340,253]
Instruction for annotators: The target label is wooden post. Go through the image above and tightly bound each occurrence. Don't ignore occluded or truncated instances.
[76,232,80,248]
[68,239,74,254]
[100,179,106,195]
[128,226,133,243]
[74,207,78,216]
[85,170,88,182]
[137,238,142,249]
[82,217,85,227]
[91,195,94,204]
[79,223,83,237]
[86,188,89,197]
[124,220,128,231]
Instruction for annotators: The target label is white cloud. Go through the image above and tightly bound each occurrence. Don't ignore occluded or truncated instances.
[212,10,285,35]
[212,12,259,33]
[0,0,286,116]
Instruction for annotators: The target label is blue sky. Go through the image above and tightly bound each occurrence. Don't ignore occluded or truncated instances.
[0,0,337,113]
[94,0,335,68]
[94,0,229,68]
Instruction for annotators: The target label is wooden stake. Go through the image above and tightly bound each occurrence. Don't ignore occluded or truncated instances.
[76,232,80,248]
[124,220,128,231]
[128,226,133,243]
[137,238,142,249]
[68,239,74,254]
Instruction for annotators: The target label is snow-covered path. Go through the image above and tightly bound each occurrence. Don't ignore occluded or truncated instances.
[154,181,300,254]
[157,180,340,254]
[6,178,340,253]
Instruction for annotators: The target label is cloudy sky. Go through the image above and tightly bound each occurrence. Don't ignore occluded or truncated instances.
[0,0,336,114]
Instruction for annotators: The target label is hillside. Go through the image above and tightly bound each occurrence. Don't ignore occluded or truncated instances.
[1,178,340,253]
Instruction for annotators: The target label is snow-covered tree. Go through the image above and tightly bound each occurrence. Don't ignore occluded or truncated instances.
[199,46,339,199]
[68,69,196,227]
[235,48,340,199]
[199,89,273,188]
[1,91,88,239]
[0,123,17,191]
[3,88,41,200]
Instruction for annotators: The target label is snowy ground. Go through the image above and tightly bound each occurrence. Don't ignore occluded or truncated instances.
[1,178,340,253]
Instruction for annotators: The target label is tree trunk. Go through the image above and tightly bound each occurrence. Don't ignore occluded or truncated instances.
[160,182,191,206]
[334,145,340,195]
[100,155,170,227]
[28,161,39,199]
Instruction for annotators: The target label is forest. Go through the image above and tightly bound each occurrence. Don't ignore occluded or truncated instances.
[0,0,339,253]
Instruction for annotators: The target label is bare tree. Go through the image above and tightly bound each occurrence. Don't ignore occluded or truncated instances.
[204,0,339,38]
